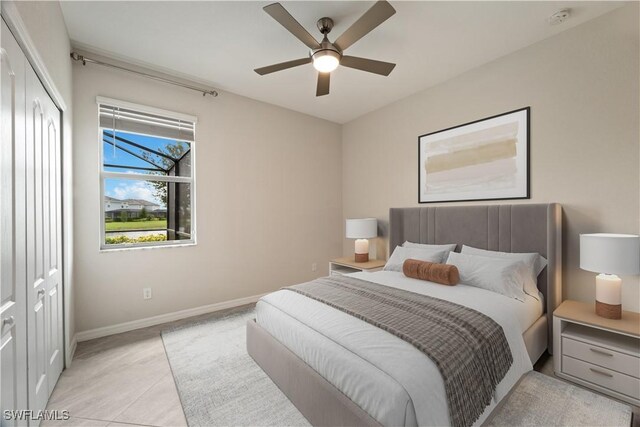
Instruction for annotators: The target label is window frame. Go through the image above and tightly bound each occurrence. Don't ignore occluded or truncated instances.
[97,97,197,251]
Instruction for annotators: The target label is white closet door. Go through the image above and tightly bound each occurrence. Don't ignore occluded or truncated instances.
[44,70,64,395]
[1,19,28,424]
[2,18,64,420]
[25,48,63,412]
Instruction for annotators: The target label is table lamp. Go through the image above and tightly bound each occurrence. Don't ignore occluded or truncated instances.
[580,233,640,319]
[346,218,377,263]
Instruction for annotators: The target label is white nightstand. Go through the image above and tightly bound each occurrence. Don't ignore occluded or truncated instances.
[329,257,385,276]
[553,300,640,406]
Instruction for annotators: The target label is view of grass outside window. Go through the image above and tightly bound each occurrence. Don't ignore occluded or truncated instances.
[100,102,195,248]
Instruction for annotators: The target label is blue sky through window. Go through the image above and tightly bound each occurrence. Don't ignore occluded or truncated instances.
[102,130,189,207]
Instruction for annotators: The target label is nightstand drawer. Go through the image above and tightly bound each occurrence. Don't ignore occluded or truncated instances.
[562,355,640,400]
[563,337,640,378]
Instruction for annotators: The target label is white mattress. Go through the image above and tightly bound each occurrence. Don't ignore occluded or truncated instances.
[256,271,540,426]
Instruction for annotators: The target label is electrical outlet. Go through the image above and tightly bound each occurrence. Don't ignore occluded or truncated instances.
[311,263,317,272]
[143,288,152,300]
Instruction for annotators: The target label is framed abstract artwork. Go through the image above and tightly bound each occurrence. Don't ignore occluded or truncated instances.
[418,107,530,203]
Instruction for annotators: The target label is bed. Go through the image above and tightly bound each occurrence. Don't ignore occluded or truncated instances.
[247,203,562,427]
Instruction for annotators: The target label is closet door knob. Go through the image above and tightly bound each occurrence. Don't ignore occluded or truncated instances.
[2,316,15,327]
[37,289,45,298]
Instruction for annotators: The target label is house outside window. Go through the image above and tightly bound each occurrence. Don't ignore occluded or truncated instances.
[98,97,196,249]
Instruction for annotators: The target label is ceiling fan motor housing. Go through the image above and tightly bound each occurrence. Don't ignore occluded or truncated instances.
[311,22,342,70]
[312,38,342,57]
[310,36,342,74]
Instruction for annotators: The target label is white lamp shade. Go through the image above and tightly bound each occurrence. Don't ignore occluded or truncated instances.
[580,233,640,275]
[345,218,377,239]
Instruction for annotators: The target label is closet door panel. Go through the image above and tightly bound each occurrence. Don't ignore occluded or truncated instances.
[0,38,19,426]
[26,63,63,403]
[26,64,53,413]
[1,19,28,424]
[45,110,63,387]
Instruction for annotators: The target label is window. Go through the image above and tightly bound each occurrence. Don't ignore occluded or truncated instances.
[98,97,196,249]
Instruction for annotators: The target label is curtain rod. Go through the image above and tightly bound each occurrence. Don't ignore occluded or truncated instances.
[70,52,219,97]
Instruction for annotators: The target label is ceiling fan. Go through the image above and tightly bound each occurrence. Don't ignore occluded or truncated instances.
[254,1,396,96]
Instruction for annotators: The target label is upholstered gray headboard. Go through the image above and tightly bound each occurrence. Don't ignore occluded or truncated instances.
[389,203,562,349]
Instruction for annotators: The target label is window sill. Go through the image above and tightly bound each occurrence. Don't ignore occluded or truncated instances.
[99,240,196,253]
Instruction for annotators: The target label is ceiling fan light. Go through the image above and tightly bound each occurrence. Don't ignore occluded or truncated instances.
[312,51,340,73]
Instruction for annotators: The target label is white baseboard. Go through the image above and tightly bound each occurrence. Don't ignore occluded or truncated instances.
[75,293,265,342]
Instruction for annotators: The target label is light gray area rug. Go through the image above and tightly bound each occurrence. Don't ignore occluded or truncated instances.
[163,307,633,427]
[161,307,310,427]
[486,371,633,427]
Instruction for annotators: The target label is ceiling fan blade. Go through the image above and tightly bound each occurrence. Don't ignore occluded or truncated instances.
[254,57,311,75]
[263,3,321,50]
[334,1,396,51]
[341,55,396,76]
[316,72,330,96]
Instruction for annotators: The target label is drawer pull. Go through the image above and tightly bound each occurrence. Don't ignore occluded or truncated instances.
[589,347,613,357]
[589,367,613,378]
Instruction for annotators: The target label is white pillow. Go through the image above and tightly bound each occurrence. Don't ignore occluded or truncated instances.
[445,252,528,301]
[384,246,447,272]
[403,241,457,261]
[402,241,457,252]
[460,245,547,300]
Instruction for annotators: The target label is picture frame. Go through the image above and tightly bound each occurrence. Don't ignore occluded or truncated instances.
[418,107,530,204]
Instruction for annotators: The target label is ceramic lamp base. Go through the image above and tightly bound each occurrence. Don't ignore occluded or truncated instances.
[354,238,370,263]
[354,253,369,263]
[595,273,622,320]
[595,300,622,319]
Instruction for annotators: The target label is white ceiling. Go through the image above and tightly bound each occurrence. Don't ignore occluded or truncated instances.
[60,1,625,124]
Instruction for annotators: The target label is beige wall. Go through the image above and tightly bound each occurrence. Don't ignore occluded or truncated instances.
[73,64,342,333]
[342,5,640,311]
[64,1,640,334]
[6,1,76,359]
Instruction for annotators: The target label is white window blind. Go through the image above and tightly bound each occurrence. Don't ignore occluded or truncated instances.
[97,97,197,142]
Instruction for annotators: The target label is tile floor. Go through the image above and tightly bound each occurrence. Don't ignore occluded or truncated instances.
[44,305,253,427]
[44,306,638,427]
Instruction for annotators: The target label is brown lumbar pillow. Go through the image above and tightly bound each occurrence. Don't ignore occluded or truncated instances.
[402,259,459,286]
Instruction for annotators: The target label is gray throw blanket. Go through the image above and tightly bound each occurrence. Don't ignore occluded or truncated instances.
[285,275,513,427]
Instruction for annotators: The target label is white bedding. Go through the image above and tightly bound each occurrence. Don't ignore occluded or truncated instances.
[256,271,541,426]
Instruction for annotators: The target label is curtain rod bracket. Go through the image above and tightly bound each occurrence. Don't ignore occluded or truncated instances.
[70,51,219,98]
[70,52,86,66]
